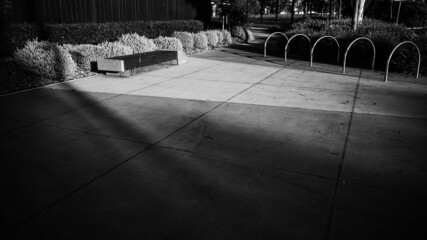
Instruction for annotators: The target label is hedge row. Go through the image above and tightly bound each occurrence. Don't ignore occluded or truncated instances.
[13,34,185,80]
[0,20,204,57]
[284,18,426,75]
[172,30,232,54]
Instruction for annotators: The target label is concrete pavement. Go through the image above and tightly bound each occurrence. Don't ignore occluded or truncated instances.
[1,49,427,240]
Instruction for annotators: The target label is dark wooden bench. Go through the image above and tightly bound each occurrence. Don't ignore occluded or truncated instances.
[97,50,187,76]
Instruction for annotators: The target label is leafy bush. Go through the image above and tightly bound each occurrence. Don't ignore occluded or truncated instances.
[205,30,219,48]
[231,26,247,42]
[0,24,40,57]
[64,44,105,71]
[97,41,133,58]
[285,18,425,75]
[245,28,255,43]
[42,20,204,45]
[366,1,427,27]
[222,30,233,45]
[193,32,209,53]
[172,31,194,54]
[215,30,225,46]
[117,33,156,54]
[14,40,76,80]
[153,36,183,51]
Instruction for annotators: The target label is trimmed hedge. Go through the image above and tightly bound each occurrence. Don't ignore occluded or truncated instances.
[97,41,133,58]
[43,20,204,45]
[1,20,203,57]
[193,32,209,53]
[215,30,225,46]
[172,31,194,54]
[153,36,183,51]
[63,44,105,71]
[14,40,76,80]
[222,30,233,45]
[205,30,219,48]
[0,24,40,57]
[117,33,156,54]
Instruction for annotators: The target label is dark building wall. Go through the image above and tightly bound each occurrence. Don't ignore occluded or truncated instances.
[5,0,211,23]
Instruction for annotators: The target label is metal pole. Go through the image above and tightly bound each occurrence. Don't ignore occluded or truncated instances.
[222,16,224,30]
[396,1,401,24]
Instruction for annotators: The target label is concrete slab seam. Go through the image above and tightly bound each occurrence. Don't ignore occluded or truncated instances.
[157,145,338,182]
[226,68,284,103]
[145,59,226,79]
[0,74,102,97]
[257,82,357,94]
[4,143,152,235]
[38,122,153,145]
[324,68,363,240]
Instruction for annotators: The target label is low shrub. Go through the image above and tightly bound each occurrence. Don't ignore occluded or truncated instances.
[215,30,225,46]
[64,44,105,71]
[0,23,41,57]
[245,28,255,43]
[14,39,76,80]
[222,30,233,45]
[117,33,156,54]
[205,30,219,48]
[172,31,194,54]
[231,26,247,42]
[97,41,133,58]
[153,36,183,51]
[193,32,209,53]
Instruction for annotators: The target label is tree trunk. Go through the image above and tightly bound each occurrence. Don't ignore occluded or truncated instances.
[290,0,296,24]
[352,0,366,30]
[357,0,366,23]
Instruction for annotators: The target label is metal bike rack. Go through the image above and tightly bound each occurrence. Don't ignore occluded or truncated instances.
[384,41,421,82]
[342,37,376,74]
[284,34,311,61]
[310,36,340,67]
[264,32,289,57]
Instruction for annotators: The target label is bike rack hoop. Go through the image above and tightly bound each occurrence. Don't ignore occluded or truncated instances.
[384,41,421,82]
[310,35,340,67]
[284,34,311,62]
[342,37,376,74]
[264,32,289,57]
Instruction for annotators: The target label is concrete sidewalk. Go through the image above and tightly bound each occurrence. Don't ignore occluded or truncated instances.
[1,50,427,240]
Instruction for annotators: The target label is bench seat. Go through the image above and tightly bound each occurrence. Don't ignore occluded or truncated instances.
[97,50,187,76]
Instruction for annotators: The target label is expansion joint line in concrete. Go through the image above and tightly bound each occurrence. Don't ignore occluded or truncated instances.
[324,68,363,240]
[3,61,228,234]
[5,66,282,234]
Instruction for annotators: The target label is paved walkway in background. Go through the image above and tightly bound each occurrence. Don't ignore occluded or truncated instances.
[1,49,427,240]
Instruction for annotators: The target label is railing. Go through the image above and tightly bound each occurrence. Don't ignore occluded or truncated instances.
[342,37,376,74]
[310,36,340,67]
[264,32,288,57]
[384,41,421,82]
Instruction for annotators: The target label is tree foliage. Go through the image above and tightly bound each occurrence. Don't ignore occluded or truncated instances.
[229,0,260,25]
